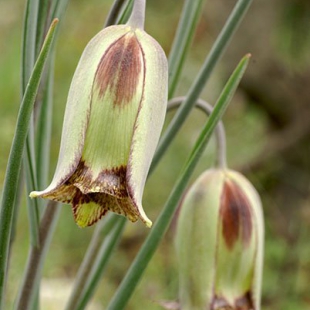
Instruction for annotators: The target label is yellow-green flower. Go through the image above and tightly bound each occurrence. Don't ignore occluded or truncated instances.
[30,24,168,228]
[176,168,264,310]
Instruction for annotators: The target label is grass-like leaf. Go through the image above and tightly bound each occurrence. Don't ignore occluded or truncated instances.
[65,214,124,310]
[71,217,126,310]
[151,0,254,172]
[105,0,129,27]
[168,0,206,98]
[115,0,134,25]
[14,201,61,310]
[22,0,41,247]
[106,54,251,310]
[0,18,59,309]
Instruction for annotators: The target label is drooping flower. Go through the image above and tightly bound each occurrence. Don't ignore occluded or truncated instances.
[175,168,264,310]
[30,21,168,227]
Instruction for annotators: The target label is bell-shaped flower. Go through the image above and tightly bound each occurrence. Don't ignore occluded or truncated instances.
[175,168,264,310]
[30,22,168,228]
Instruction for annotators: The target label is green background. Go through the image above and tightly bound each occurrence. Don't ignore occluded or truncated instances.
[0,0,310,309]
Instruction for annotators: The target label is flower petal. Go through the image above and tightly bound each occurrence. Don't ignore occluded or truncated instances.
[81,31,144,179]
[126,29,168,227]
[228,171,264,310]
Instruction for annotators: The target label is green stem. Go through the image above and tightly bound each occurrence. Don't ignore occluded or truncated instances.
[126,0,145,29]
[0,19,58,309]
[167,97,227,168]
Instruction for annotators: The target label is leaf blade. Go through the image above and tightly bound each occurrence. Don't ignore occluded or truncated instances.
[0,19,59,309]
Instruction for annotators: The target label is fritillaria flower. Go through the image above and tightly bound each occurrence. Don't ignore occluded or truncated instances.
[30,8,168,227]
[175,168,264,310]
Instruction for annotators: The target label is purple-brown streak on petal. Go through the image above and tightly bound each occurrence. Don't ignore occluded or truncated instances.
[220,179,253,249]
[95,33,142,107]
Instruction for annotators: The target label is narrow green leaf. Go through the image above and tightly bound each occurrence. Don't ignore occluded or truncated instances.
[52,0,70,21]
[0,19,59,309]
[22,0,39,89]
[116,0,134,25]
[14,202,61,310]
[74,217,126,310]
[35,0,50,57]
[34,0,70,198]
[22,0,41,247]
[105,0,129,27]
[35,59,54,190]
[65,214,123,310]
[106,54,251,310]
[168,0,206,98]
[24,138,40,246]
[151,0,253,172]
[15,3,70,308]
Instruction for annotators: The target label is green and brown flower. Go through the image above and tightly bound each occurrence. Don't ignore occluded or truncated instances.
[30,24,168,228]
[175,169,264,310]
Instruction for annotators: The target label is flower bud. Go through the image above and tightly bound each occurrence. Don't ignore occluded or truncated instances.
[175,169,264,310]
[30,23,168,228]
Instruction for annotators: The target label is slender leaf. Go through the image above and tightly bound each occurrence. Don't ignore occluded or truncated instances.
[14,202,61,310]
[22,0,41,247]
[15,2,70,308]
[0,19,59,309]
[106,54,251,310]
[74,217,126,310]
[35,0,50,57]
[168,0,206,98]
[105,0,128,27]
[35,59,54,190]
[151,0,253,172]
[22,0,39,89]
[65,214,122,310]
[116,0,134,24]
[52,0,70,21]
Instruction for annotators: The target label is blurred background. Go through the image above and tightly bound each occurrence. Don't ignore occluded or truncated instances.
[0,0,310,309]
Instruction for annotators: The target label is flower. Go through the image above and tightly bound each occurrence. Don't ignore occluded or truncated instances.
[175,168,264,310]
[30,24,168,228]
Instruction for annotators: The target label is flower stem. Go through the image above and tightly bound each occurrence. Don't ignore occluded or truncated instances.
[167,97,227,168]
[126,0,145,29]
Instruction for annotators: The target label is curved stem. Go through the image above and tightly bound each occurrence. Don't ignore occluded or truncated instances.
[126,0,145,29]
[167,97,227,168]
